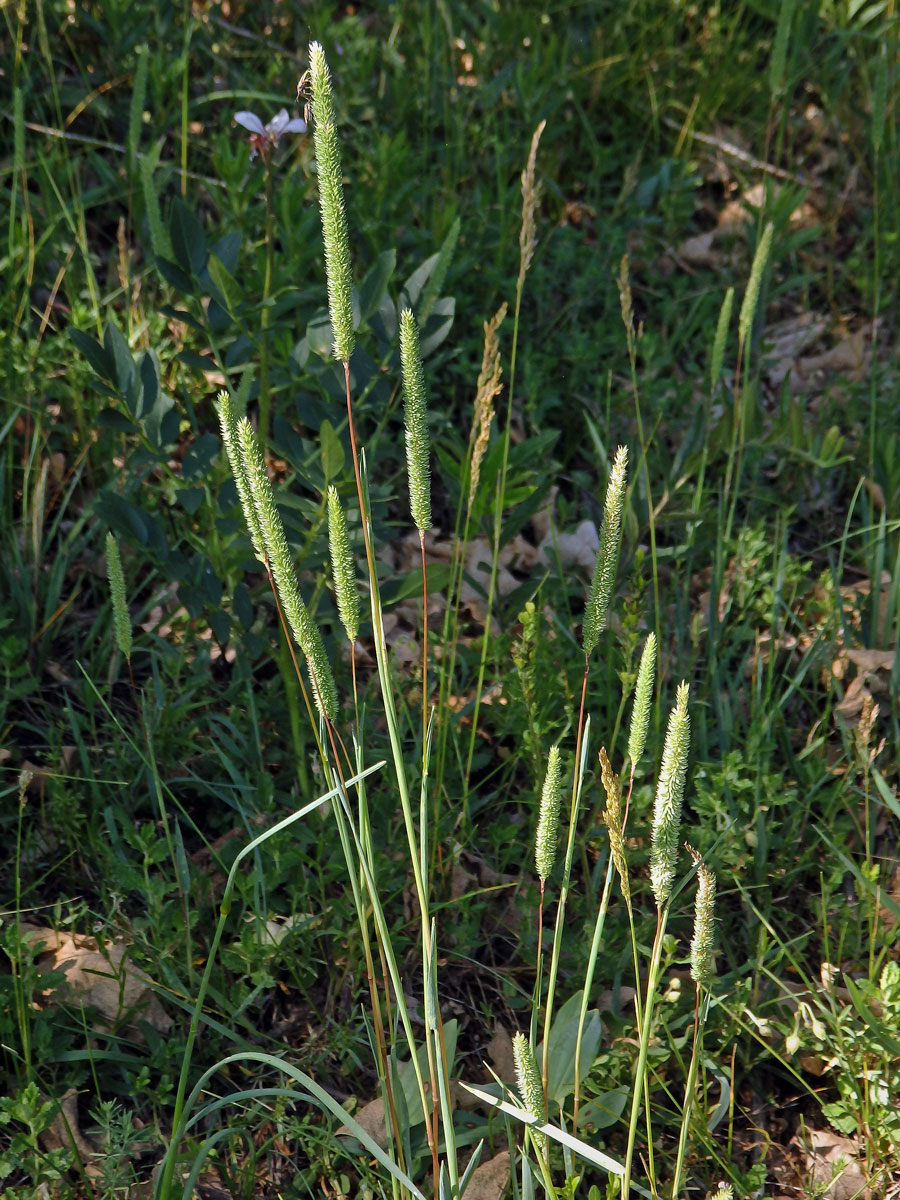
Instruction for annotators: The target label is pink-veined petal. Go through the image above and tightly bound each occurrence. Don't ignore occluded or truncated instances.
[234,111,266,134]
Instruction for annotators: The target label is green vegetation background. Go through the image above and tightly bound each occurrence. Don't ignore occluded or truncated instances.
[2,0,899,1195]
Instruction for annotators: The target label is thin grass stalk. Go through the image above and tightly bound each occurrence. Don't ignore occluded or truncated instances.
[723,222,773,542]
[257,161,275,444]
[104,539,194,982]
[622,912,668,1200]
[155,762,384,1200]
[464,123,545,799]
[313,746,434,1184]
[571,851,614,1129]
[671,977,713,1195]
[433,304,507,824]
[13,771,33,1080]
[310,39,443,1167]
[617,254,661,641]
[348,434,442,1185]
[323,754,406,1185]
[541,714,590,1099]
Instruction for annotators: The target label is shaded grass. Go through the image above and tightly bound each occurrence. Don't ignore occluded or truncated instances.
[1,0,899,1195]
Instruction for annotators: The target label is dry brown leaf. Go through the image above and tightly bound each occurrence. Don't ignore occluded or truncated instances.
[38,1089,101,1179]
[835,647,895,720]
[337,1095,389,1149]
[674,230,720,268]
[537,520,599,572]
[465,1151,510,1200]
[794,1128,870,1200]
[486,1027,517,1088]
[20,924,171,1034]
[880,865,900,932]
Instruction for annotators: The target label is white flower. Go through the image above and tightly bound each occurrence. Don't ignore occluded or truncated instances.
[234,108,306,159]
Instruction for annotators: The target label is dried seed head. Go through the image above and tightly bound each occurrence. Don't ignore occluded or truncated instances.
[583,445,628,658]
[399,308,432,533]
[309,42,355,363]
[600,748,629,902]
[518,120,546,291]
[469,303,507,510]
[649,682,690,908]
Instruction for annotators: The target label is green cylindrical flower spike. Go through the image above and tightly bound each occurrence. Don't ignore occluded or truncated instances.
[512,1032,546,1150]
[327,485,359,644]
[649,682,691,909]
[216,390,266,563]
[737,222,774,351]
[309,42,355,364]
[535,744,562,883]
[711,1185,734,1200]
[583,445,628,658]
[689,853,717,988]
[710,287,734,395]
[627,632,657,768]
[399,308,432,533]
[237,418,338,721]
[105,532,132,662]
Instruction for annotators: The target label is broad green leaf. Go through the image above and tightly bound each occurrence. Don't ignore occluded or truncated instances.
[320,419,345,483]
[307,310,333,358]
[103,323,140,411]
[169,199,207,276]
[357,249,396,322]
[577,1086,628,1132]
[419,296,455,358]
[539,991,603,1108]
[70,328,114,381]
[138,349,160,421]
[207,254,243,316]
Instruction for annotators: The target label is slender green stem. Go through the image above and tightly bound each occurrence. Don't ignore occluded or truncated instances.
[258,163,275,444]
[671,988,708,1199]
[155,762,385,1200]
[542,671,590,1097]
[463,268,527,799]
[342,362,444,1189]
[623,911,668,1198]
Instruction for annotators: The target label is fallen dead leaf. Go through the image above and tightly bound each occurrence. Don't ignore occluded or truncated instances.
[673,230,720,268]
[465,1150,510,1200]
[337,1094,389,1150]
[486,1027,517,1089]
[38,1089,100,1179]
[537,519,599,572]
[20,924,171,1035]
[794,1128,870,1200]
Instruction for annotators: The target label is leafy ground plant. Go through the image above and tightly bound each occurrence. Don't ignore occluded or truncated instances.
[3,2,899,1198]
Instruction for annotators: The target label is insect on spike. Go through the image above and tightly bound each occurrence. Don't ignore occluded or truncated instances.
[234,111,266,135]
[296,69,313,125]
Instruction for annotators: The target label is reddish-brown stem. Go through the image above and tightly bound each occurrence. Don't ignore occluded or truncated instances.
[536,881,545,985]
